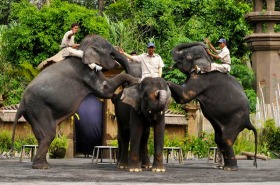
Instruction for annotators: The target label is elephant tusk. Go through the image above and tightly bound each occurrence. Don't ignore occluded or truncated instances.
[161,111,163,115]
[149,110,152,114]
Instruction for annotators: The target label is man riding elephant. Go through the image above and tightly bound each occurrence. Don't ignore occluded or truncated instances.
[194,38,231,74]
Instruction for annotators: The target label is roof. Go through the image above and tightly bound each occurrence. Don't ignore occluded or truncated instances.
[0,104,26,122]
[165,109,187,125]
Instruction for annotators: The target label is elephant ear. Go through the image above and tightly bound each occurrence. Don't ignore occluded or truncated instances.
[120,84,141,111]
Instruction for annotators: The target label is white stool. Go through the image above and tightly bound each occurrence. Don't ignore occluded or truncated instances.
[207,146,218,164]
[163,147,184,164]
[92,146,118,164]
[20,145,38,162]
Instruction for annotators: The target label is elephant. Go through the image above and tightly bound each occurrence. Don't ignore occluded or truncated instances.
[112,77,171,172]
[12,35,138,169]
[167,42,257,171]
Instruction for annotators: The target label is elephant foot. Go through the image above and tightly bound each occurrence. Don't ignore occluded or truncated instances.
[141,163,152,169]
[223,158,238,171]
[151,166,166,172]
[118,164,128,169]
[128,168,142,172]
[223,166,238,171]
[32,161,50,169]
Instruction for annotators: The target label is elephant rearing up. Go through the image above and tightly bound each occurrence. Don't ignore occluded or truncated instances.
[12,35,138,169]
[168,42,257,171]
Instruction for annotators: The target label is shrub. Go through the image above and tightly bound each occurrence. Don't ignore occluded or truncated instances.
[259,119,280,157]
[0,130,12,153]
[49,135,68,158]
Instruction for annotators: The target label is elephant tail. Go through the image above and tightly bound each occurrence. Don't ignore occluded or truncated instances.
[245,118,258,168]
[11,103,25,153]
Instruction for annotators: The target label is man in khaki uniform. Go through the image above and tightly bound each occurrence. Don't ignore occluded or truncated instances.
[61,23,102,71]
[119,43,165,81]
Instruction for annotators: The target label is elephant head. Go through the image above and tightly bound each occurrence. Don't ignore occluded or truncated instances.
[79,35,133,74]
[121,77,171,120]
[171,42,212,74]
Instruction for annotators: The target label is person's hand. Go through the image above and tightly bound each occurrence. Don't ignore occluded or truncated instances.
[72,44,80,49]
[118,47,124,54]
[206,49,211,54]
[204,38,210,44]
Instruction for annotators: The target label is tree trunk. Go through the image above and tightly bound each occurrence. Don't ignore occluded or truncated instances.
[98,0,104,15]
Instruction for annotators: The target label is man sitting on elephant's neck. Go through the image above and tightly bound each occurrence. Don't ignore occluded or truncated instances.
[118,43,165,81]
[60,23,102,72]
[195,38,231,74]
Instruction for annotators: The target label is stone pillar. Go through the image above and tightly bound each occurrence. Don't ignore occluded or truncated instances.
[185,102,200,137]
[244,0,280,104]
[0,94,3,108]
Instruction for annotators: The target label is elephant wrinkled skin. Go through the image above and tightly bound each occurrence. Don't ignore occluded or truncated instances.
[112,77,171,172]
[12,35,138,169]
[168,42,257,171]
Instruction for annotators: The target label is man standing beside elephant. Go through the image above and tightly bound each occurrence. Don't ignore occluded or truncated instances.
[60,23,102,71]
[118,43,165,81]
[195,38,231,74]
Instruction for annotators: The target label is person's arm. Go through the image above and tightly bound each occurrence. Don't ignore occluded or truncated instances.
[67,32,74,39]
[204,38,217,53]
[118,48,138,62]
[207,50,221,60]
[158,67,162,77]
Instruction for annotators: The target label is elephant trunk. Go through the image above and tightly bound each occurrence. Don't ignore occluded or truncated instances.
[154,90,168,111]
[104,74,139,98]
[171,42,207,62]
[111,49,134,74]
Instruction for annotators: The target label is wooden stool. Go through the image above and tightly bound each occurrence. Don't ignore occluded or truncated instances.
[20,145,38,162]
[207,146,218,164]
[163,147,184,164]
[92,146,118,164]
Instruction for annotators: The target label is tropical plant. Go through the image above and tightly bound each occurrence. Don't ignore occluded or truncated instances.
[49,135,69,158]
[0,130,12,153]
[259,119,280,158]
[2,0,109,67]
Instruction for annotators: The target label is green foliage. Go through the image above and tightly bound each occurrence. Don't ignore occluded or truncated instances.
[0,129,37,153]
[0,130,12,153]
[244,89,257,113]
[104,0,134,21]
[233,129,256,155]
[148,130,216,158]
[259,119,280,157]
[183,132,215,158]
[0,60,39,105]
[13,134,37,152]
[2,0,109,67]
[49,135,69,153]
[0,0,256,111]
[104,13,142,51]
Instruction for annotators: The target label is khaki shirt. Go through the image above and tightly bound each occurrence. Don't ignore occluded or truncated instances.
[217,46,231,64]
[60,30,75,48]
[130,53,165,78]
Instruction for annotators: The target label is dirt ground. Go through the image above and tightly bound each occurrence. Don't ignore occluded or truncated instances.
[0,157,280,184]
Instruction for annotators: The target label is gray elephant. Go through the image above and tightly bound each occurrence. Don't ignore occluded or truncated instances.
[167,42,257,171]
[12,35,138,169]
[112,77,171,172]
